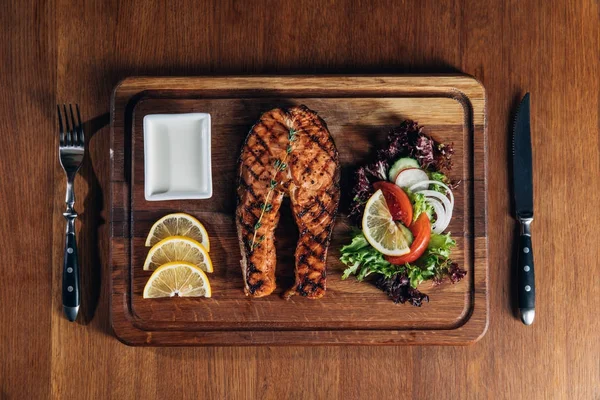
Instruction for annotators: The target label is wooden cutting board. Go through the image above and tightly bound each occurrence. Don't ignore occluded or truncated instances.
[110,75,488,346]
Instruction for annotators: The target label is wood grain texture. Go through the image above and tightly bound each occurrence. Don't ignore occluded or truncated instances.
[0,0,54,399]
[0,0,598,398]
[110,76,488,345]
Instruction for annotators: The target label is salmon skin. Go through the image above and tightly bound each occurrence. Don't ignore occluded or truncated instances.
[236,105,340,299]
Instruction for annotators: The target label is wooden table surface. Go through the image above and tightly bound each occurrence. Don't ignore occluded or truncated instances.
[1,0,598,399]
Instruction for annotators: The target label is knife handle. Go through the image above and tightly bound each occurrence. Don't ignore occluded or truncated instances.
[517,217,535,325]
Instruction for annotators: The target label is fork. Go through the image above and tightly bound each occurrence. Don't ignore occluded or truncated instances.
[58,104,84,322]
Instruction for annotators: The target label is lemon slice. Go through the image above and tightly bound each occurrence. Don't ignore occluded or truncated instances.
[143,261,212,298]
[362,189,413,256]
[145,213,210,251]
[143,236,213,272]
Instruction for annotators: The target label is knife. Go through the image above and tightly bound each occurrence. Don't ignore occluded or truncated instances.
[512,93,535,325]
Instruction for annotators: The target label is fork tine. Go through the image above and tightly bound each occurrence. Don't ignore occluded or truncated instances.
[57,105,65,146]
[63,104,71,146]
[69,104,78,146]
[75,104,84,146]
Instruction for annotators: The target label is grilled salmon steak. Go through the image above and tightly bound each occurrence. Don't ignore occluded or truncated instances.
[236,105,340,299]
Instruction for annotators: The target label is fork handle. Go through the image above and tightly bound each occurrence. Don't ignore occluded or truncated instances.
[62,213,80,321]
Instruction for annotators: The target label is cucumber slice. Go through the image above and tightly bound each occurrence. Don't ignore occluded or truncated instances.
[396,221,414,245]
[388,157,420,181]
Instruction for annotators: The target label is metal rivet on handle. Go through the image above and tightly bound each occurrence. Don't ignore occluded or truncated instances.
[523,247,530,254]
[67,267,73,273]
[67,248,73,254]
[524,265,530,272]
[525,285,531,292]
[67,286,74,292]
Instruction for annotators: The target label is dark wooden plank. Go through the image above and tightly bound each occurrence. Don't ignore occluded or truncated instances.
[0,0,54,398]
[110,76,488,345]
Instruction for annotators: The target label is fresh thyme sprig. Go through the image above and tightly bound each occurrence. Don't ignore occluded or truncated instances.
[250,128,297,250]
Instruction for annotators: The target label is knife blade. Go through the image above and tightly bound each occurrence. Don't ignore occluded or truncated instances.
[512,93,535,325]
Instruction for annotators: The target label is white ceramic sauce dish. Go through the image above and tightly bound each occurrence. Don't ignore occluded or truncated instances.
[143,113,212,201]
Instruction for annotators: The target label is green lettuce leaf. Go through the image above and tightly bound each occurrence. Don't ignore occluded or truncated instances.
[403,233,456,288]
[428,171,450,194]
[340,232,404,280]
[428,232,456,257]
[340,230,462,290]
[405,189,434,221]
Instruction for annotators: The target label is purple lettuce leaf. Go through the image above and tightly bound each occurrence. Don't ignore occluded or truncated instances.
[375,273,430,307]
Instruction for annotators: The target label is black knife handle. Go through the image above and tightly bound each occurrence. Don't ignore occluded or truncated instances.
[62,214,80,322]
[517,218,535,325]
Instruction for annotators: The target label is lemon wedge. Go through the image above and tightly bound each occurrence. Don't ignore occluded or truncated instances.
[143,236,213,272]
[143,261,212,299]
[145,213,210,251]
[362,189,413,256]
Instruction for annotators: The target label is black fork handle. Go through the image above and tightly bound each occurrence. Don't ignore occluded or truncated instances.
[62,213,80,321]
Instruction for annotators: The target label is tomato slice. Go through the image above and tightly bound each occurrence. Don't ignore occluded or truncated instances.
[372,181,413,227]
[385,213,431,264]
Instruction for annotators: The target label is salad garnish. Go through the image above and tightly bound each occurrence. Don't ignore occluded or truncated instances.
[341,121,466,306]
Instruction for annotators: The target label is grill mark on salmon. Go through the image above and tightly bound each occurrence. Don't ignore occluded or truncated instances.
[236,105,340,299]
